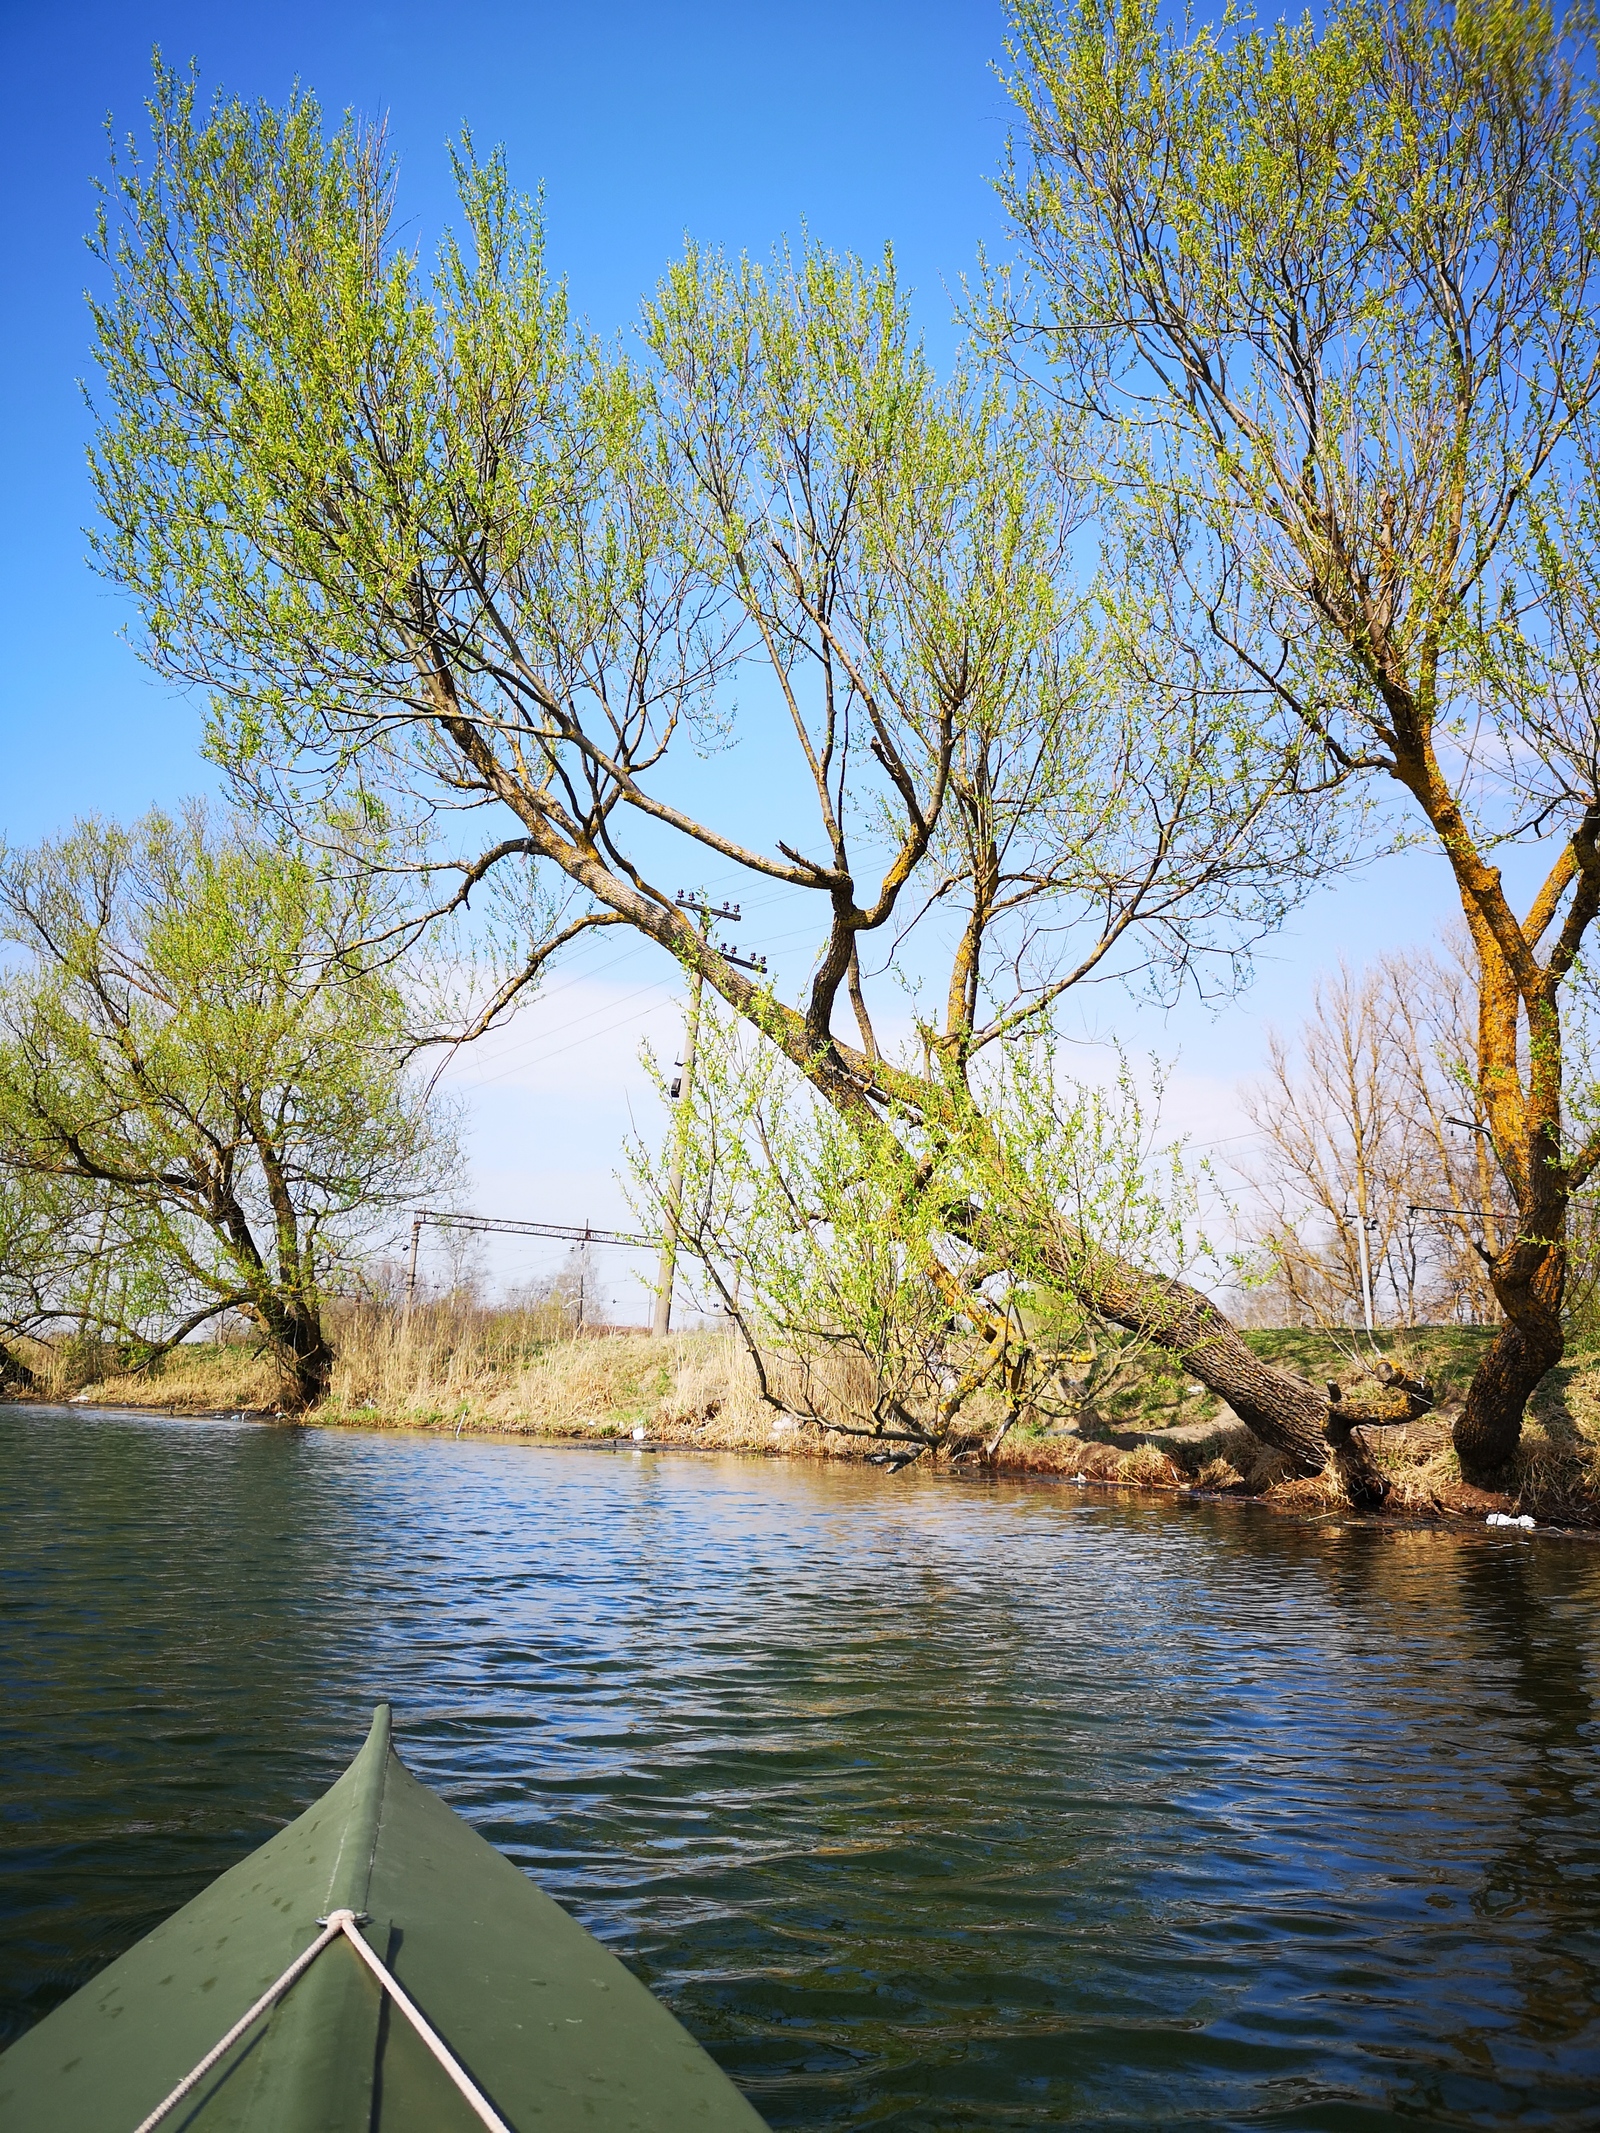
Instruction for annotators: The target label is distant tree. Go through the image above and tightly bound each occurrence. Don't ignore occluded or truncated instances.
[1000,0,1600,1474]
[85,67,1391,1493]
[1242,951,1511,1332]
[0,1170,182,1394]
[0,1170,87,1389]
[0,810,451,1406]
[1243,941,1600,1344]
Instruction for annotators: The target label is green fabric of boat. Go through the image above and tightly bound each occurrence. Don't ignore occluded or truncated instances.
[0,1706,767,2133]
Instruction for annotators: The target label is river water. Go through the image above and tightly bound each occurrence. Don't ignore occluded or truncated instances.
[2,1405,1598,2129]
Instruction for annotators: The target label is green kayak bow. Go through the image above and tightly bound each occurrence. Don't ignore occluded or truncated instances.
[0,1705,767,2132]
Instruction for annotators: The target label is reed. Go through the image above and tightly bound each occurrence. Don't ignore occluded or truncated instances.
[317,1303,777,1448]
[44,1302,785,1449]
[14,1328,288,1410]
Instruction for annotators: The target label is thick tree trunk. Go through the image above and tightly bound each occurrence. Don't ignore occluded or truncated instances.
[1323,1404,1390,1509]
[288,1348,333,1409]
[1049,1246,1329,1470]
[283,1318,333,1410]
[1455,1242,1565,1477]
[256,1295,333,1410]
[1041,1246,1396,1503]
[0,1336,37,1393]
[819,1050,1391,1499]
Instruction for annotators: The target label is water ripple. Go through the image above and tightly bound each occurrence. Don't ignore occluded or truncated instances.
[2,1408,1598,2127]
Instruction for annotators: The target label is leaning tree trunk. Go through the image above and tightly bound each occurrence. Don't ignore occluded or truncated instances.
[820,1044,1391,1503]
[951,1145,1390,1506]
[1051,1243,1390,1508]
[1455,1238,1565,1479]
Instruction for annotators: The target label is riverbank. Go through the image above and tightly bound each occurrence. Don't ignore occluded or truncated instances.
[29,1315,1600,1528]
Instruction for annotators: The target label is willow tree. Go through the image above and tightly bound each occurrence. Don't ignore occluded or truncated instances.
[88,68,1374,1482]
[998,0,1600,1475]
[0,810,448,1405]
[626,1004,1214,1468]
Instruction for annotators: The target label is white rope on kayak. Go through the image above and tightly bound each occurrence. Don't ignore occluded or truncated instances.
[129,1913,346,2133]
[129,1907,514,2133]
[325,1907,515,2133]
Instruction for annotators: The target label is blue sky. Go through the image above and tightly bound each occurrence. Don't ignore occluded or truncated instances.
[3,0,1010,841]
[0,0,1476,1309]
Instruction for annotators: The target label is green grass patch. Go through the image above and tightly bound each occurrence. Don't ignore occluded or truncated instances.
[1241,1325,1497,1399]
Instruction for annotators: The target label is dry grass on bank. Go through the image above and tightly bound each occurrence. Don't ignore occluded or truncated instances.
[6,1329,290,1411]
[18,1306,1600,1522]
[319,1306,784,1451]
[30,1306,788,1454]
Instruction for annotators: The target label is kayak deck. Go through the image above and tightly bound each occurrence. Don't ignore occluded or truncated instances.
[0,1705,767,2132]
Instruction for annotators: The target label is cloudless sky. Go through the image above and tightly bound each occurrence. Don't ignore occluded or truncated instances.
[0,0,1478,1301]
[2,0,1011,840]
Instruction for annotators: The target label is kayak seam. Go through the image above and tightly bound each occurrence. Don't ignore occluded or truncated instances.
[323,1703,391,1917]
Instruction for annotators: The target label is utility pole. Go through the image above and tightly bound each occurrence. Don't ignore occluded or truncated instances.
[652,893,766,1337]
[1356,1216,1377,1341]
[403,1212,424,1323]
[1346,1204,1378,1341]
[401,1209,656,1330]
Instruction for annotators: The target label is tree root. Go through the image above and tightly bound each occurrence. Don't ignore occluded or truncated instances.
[1323,1387,1390,1507]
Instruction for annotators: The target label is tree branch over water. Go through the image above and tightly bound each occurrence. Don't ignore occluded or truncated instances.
[84,60,1383,1486]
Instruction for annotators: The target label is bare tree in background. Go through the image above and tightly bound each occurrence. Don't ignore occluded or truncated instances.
[1243,947,1514,1333]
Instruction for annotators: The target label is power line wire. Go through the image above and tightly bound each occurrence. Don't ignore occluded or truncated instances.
[442,916,823,1087]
